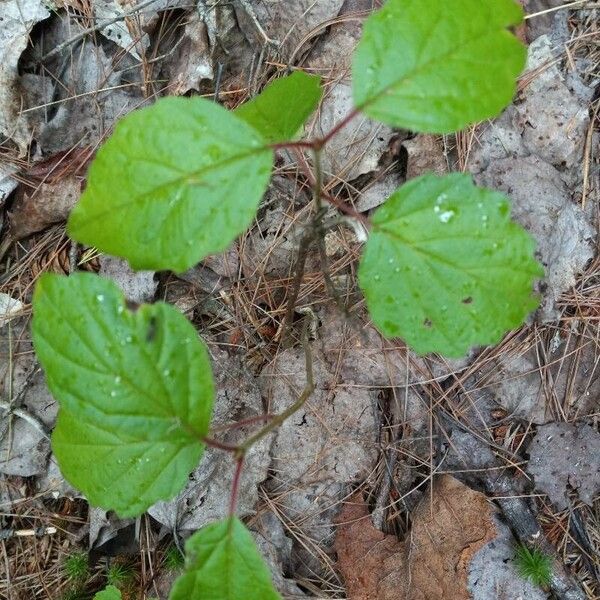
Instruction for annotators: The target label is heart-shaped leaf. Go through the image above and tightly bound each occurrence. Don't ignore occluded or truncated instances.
[170,517,280,600]
[352,0,526,132]
[68,97,273,272]
[359,173,543,357]
[32,272,214,516]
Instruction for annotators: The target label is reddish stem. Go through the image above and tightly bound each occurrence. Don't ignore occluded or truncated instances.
[202,436,239,452]
[292,147,370,226]
[315,107,361,148]
[269,107,361,152]
[229,455,245,517]
[210,413,275,434]
[322,190,370,226]
[269,140,316,151]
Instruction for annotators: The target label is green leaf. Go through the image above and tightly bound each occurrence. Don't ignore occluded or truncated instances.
[32,272,214,516]
[352,0,526,133]
[169,517,281,600]
[358,173,543,357]
[68,97,273,272]
[94,586,122,600]
[236,71,322,143]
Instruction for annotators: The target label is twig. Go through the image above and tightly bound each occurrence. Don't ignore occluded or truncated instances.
[486,474,587,600]
[0,527,57,541]
[39,0,162,63]
[209,413,274,434]
[0,400,50,439]
[581,98,599,209]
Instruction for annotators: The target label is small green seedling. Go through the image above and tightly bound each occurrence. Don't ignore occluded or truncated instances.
[163,545,185,572]
[514,544,553,587]
[32,0,543,598]
[106,562,135,589]
[64,551,89,582]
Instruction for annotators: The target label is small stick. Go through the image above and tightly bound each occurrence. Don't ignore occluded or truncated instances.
[0,526,57,541]
[0,400,50,439]
[40,0,162,63]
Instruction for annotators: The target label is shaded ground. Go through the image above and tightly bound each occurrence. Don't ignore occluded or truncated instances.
[0,1,599,599]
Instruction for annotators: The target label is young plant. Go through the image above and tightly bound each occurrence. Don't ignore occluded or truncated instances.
[32,0,542,598]
[64,551,89,583]
[514,544,553,587]
[106,562,135,589]
[163,545,185,572]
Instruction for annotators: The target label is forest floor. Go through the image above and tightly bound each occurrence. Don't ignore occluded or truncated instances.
[0,1,599,599]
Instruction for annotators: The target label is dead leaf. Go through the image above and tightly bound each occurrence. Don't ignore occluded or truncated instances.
[0,419,50,477]
[522,0,565,42]
[92,0,191,59]
[21,147,93,184]
[7,176,81,241]
[527,422,600,509]
[335,476,498,600]
[0,164,18,208]
[475,155,595,322]
[0,0,50,155]
[165,12,214,95]
[403,134,448,180]
[236,0,345,54]
[335,492,406,600]
[516,36,592,170]
[23,23,145,156]
[0,293,24,327]
[99,256,157,304]
[307,13,394,183]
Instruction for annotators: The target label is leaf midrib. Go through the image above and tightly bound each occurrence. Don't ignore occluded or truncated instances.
[356,12,519,113]
[80,146,272,223]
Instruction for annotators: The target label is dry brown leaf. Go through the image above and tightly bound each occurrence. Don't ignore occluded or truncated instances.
[7,176,81,241]
[527,422,600,510]
[335,475,498,600]
[403,134,448,180]
[0,0,50,155]
[166,12,213,95]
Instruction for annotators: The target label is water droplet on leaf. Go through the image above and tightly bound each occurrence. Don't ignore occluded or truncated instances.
[439,210,455,223]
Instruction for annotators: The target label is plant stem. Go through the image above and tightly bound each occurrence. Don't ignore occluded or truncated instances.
[218,320,315,517]
[228,455,244,517]
[239,318,315,455]
[269,107,361,152]
[269,140,316,151]
[315,107,361,149]
[209,413,274,434]
[222,104,360,517]
[280,227,317,346]
[312,147,323,211]
[202,437,239,452]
